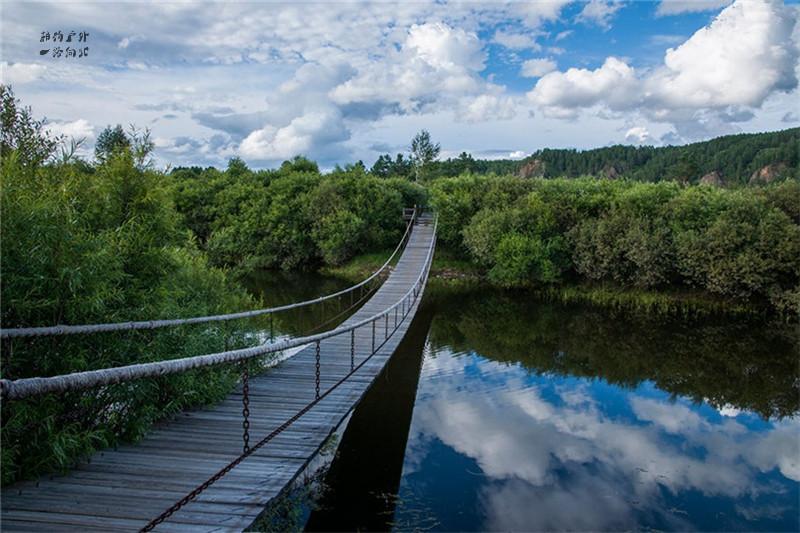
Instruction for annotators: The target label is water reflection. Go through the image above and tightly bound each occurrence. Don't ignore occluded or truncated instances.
[301,284,799,531]
[397,349,798,531]
[428,288,799,419]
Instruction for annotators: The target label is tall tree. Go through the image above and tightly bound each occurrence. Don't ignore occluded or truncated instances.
[94,124,131,162]
[1,85,62,167]
[410,129,440,181]
[370,154,392,177]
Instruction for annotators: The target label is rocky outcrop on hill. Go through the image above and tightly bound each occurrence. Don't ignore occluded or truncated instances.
[749,163,789,185]
[601,165,621,180]
[699,170,725,187]
[517,159,546,178]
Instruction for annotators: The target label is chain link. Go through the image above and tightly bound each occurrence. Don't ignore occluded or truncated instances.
[241,365,250,454]
[315,341,321,399]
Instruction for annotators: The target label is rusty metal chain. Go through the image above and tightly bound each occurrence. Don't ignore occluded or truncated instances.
[315,341,321,400]
[241,365,250,454]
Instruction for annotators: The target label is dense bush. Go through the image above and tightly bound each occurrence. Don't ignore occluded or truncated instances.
[0,88,258,484]
[430,176,800,314]
[171,158,427,272]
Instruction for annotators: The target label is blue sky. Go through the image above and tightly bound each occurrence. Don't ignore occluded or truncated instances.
[1,0,798,169]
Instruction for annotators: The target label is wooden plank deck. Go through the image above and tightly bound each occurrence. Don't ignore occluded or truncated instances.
[0,216,436,532]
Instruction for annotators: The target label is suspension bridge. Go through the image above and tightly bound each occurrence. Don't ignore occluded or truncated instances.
[0,209,437,532]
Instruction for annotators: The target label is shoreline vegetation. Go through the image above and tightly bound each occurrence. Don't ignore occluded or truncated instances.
[323,248,764,318]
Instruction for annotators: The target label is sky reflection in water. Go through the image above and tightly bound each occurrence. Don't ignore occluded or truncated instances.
[394,346,799,531]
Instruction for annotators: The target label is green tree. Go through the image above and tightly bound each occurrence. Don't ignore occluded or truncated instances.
[410,129,440,181]
[370,154,393,177]
[0,85,62,167]
[94,124,131,162]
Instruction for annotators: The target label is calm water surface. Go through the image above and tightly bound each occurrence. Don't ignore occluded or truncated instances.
[251,274,800,532]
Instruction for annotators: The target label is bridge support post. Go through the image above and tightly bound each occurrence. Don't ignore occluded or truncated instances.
[371,320,376,354]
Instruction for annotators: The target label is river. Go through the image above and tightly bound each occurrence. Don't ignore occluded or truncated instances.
[247,273,800,532]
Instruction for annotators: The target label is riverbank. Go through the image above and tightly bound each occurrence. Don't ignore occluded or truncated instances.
[322,248,777,318]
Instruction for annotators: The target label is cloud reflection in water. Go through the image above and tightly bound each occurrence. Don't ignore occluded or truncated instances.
[394,347,800,531]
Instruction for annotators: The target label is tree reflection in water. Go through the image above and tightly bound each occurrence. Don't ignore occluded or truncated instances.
[300,282,798,532]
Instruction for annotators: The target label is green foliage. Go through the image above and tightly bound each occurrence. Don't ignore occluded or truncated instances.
[0,85,62,168]
[1,118,258,484]
[410,129,441,181]
[427,128,799,184]
[370,153,413,179]
[431,175,800,314]
[94,124,131,162]
[172,161,426,273]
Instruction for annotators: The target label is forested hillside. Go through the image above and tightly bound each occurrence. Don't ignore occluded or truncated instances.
[426,128,800,184]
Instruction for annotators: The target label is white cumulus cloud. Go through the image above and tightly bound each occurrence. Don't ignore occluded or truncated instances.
[576,0,625,30]
[528,0,799,139]
[625,126,653,144]
[492,29,540,50]
[239,107,348,162]
[457,94,517,122]
[656,0,733,16]
[648,0,798,109]
[44,118,95,141]
[528,57,640,115]
[329,22,491,118]
[521,58,558,78]
[0,62,46,85]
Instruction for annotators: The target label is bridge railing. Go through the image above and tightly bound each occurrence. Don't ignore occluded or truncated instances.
[0,214,437,401]
[0,207,418,339]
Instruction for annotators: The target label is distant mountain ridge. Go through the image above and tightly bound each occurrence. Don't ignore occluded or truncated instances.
[436,128,799,185]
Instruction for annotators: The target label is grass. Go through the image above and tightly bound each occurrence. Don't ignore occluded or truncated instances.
[532,283,760,317]
[326,247,772,318]
[322,245,481,283]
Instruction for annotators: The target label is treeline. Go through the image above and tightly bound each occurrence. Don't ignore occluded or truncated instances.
[431,176,800,314]
[368,128,799,185]
[170,158,426,272]
[520,128,799,184]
